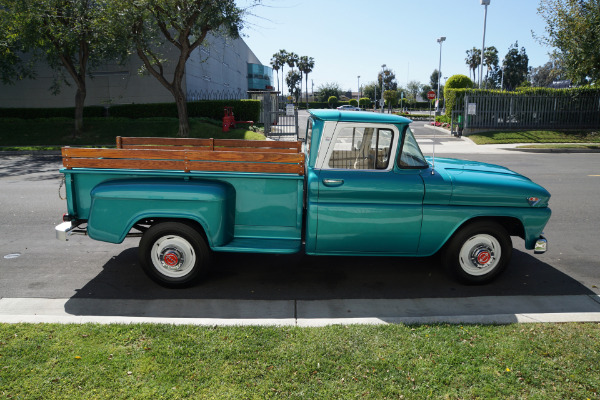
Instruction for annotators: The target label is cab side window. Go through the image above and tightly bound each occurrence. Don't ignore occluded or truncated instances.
[327,127,393,170]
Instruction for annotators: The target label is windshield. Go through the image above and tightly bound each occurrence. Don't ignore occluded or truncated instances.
[397,126,428,169]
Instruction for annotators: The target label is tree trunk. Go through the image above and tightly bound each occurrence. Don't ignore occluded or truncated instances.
[73,81,86,136]
[174,88,190,137]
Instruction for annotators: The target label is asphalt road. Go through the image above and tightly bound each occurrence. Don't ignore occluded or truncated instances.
[0,149,599,307]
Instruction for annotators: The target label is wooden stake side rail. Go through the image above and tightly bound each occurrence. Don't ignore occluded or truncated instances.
[116,136,302,154]
[62,147,305,175]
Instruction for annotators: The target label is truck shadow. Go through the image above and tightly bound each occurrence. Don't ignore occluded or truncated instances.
[0,155,63,181]
[64,247,598,321]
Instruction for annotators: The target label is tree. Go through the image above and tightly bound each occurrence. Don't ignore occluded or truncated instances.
[429,69,441,91]
[483,46,499,88]
[358,97,370,108]
[286,52,298,74]
[118,0,248,137]
[273,49,288,96]
[269,56,280,92]
[406,80,421,102]
[465,47,481,82]
[0,0,128,135]
[531,60,566,87]
[383,90,397,113]
[536,0,600,85]
[361,82,378,103]
[502,41,530,90]
[317,82,341,102]
[297,55,314,105]
[378,67,397,93]
[419,84,433,101]
[285,70,301,103]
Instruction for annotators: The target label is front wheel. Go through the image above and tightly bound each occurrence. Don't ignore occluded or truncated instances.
[138,222,211,288]
[443,221,512,284]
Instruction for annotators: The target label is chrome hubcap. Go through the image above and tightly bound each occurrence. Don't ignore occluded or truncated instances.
[458,234,501,276]
[150,235,196,278]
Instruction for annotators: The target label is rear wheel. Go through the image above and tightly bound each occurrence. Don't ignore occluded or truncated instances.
[138,222,211,288]
[443,221,512,284]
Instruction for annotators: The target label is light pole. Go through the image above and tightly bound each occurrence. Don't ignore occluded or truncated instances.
[357,75,360,104]
[436,37,446,114]
[380,64,386,113]
[479,0,490,88]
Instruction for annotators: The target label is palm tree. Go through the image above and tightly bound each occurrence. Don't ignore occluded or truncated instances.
[465,47,481,82]
[483,46,499,88]
[298,56,315,106]
[275,50,288,96]
[270,56,280,92]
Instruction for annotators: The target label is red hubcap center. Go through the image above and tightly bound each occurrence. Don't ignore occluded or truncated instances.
[477,251,491,265]
[164,252,179,267]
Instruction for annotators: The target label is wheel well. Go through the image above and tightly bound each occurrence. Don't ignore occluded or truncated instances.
[460,216,525,239]
[133,217,209,242]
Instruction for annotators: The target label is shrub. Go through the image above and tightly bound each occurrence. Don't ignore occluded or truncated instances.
[0,106,105,119]
[348,99,358,107]
[445,74,473,90]
[328,96,338,108]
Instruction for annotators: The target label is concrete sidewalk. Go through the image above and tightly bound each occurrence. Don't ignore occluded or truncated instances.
[2,295,600,326]
[418,124,600,154]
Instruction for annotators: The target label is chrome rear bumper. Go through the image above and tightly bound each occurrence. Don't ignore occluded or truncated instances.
[55,221,76,241]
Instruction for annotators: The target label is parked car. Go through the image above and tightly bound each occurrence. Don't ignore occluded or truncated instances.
[336,105,361,111]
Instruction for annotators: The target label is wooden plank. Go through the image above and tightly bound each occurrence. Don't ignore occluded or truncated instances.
[64,148,187,160]
[64,158,186,171]
[188,161,304,175]
[63,147,304,163]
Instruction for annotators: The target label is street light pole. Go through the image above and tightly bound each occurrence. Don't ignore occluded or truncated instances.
[380,64,386,113]
[357,75,360,104]
[479,0,490,88]
[436,37,446,114]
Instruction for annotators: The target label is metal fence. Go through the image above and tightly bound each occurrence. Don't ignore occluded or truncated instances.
[187,89,245,101]
[461,93,600,130]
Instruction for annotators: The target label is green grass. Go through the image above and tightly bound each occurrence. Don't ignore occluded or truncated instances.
[517,144,600,150]
[0,117,264,149]
[1,323,599,399]
[469,129,600,145]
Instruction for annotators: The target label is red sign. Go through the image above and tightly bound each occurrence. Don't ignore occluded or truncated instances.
[427,90,436,100]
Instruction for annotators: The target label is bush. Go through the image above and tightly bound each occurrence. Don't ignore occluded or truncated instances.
[348,99,358,107]
[328,96,338,108]
[0,100,261,123]
[0,106,105,119]
[445,74,473,91]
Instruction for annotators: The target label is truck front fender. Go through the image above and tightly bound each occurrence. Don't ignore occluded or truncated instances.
[87,178,235,246]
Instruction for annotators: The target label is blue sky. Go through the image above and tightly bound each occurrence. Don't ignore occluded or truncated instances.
[239,0,553,93]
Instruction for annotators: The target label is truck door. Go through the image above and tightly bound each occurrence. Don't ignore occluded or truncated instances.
[314,123,425,254]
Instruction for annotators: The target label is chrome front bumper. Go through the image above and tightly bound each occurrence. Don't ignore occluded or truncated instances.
[534,235,548,254]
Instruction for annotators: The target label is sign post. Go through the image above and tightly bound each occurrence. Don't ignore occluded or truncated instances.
[427,90,436,117]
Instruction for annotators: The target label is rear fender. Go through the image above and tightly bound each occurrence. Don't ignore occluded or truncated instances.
[87,178,235,246]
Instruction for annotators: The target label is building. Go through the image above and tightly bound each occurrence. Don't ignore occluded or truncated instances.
[0,33,273,108]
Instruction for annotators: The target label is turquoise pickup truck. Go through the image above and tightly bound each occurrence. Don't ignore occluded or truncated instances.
[55,110,550,287]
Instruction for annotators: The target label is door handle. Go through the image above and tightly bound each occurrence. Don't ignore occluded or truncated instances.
[322,179,344,187]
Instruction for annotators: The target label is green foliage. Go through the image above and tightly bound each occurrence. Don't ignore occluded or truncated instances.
[358,97,371,108]
[465,47,482,82]
[0,106,105,119]
[537,0,600,85]
[445,75,473,90]
[327,96,338,107]
[348,99,358,107]
[502,41,530,90]
[0,100,260,122]
[383,90,398,107]
[317,82,342,102]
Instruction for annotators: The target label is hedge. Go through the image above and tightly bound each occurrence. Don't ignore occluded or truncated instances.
[0,106,105,119]
[444,87,600,119]
[0,100,261,122]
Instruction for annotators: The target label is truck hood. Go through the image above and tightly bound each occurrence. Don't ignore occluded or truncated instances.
[428,157,551,208]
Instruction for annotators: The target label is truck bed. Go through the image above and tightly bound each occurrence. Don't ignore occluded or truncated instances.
[60,137,305,253]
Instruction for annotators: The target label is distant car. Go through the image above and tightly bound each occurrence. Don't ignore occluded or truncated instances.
[336,105,361,111]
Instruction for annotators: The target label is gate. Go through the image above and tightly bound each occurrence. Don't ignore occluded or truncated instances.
[261,94,299,140]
